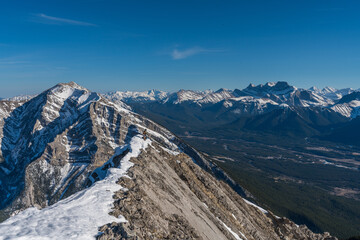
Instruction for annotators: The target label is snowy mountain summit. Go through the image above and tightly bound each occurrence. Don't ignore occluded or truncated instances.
[0,82,336,240]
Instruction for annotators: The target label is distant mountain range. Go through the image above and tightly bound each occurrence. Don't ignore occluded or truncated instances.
[103,81,360,119]
[102,82,360,145]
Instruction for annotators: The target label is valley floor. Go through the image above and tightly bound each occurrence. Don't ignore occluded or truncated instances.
[181,133,360,239]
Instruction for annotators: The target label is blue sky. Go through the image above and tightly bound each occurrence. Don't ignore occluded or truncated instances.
[1,0,360,97]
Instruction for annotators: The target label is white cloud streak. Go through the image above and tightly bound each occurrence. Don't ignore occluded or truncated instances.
[35,13,97,26]
[171,47,223,60]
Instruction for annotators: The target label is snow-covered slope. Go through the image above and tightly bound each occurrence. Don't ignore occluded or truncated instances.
[309,86,354,101]
[331,92,360,118]
[0,136,149,239]
[165,89,213,104]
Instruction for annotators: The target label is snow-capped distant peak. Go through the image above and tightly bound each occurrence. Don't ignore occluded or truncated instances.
[172,90,206,104]
[103,89,169,103]
[309,86,355,101]
[309,86,319,92]
[241,81,297,99]
[265,82,276,87]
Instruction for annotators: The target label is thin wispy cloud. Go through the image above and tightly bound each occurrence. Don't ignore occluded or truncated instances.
[171,47,223,60]
[0,61,29,65]
[34,13,97,26]
[0,56,30,65]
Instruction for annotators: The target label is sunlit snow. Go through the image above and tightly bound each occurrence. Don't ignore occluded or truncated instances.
[0,135,150,240]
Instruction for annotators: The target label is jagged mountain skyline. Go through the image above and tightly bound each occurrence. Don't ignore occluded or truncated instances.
[4,80,360,99]
[5,81,360,120]
[1,80,360,99]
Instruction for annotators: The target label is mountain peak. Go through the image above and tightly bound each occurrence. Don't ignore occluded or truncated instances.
[243,81,295,96]
[55,81,88,91]
[265,82,276,87]
[273,81,292,89]
[47,82,93,101]
[215,88,228,93]
[309,86,319,92]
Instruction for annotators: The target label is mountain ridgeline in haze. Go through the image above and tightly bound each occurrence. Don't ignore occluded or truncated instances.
[0,82,339,239]
[103,81,360,239]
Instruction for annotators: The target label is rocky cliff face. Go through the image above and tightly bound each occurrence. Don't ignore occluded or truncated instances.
[0,82,336,239]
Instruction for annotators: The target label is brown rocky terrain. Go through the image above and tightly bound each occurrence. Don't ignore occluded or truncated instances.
[97,142,336,240]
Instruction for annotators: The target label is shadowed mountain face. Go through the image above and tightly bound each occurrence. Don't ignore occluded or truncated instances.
[0,82,337,240]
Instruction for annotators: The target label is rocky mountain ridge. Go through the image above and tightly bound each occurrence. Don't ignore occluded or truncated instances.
[0,82,336,239]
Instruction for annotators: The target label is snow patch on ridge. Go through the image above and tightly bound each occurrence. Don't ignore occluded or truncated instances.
[0,136,150,240]
[243,199,268,214]
[217,217,245,240]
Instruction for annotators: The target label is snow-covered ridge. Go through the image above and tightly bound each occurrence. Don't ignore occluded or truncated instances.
[331,100,360,118]
[0,135,151,240]
[102,89,169,103]
[310,86,354,101]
